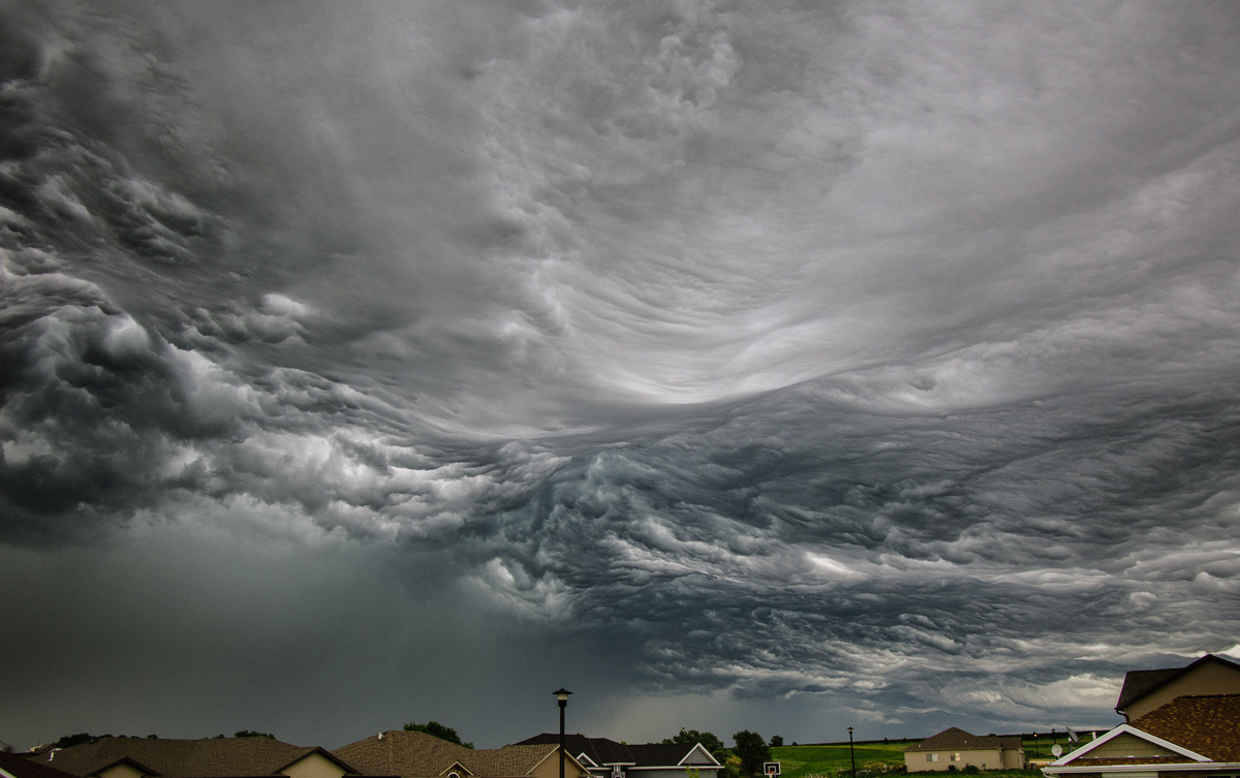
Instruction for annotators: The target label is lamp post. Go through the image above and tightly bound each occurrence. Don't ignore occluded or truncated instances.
[847,727,856,778]
[555,689,573,778]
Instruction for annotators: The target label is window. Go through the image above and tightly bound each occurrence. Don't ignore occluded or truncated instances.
[952,754,960,762]
[930,754,939,763]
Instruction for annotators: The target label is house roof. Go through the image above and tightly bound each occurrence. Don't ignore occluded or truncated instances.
[456,745,562,777]
[22,738,327,778]
[1115,654,1240,713]
[624,745,700,767]
[334,732,475,778]
[333,731,579,778]
[1130,694,1240,762]
[0,751,82,778]
[906,729,1022,752]
[1047,695,1240,772]
[511,736,716,769]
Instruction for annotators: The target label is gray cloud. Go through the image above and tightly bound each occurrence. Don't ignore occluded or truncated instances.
[2,0,1240,755]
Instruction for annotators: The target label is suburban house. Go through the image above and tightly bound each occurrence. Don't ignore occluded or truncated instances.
[334,730,592,778]
[20,737,364,778]
[511,735,722,778]
[1114,654,1240,721]
[904,728,1025,772]
[1042,693,1240,778]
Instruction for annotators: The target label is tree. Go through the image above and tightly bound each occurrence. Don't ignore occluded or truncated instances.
[732,731,770,778]
[662,729,729,764]
[52,734,105,749]
[404,721,473,749]
[234,731,275,739]
[769,736,783,748]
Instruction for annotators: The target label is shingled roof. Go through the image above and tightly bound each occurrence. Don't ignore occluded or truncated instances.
[511,737,629,767]
[906,729,1022,752]
[455,745,563,777]
[1045,694,1240,772]
[1131,694,1240,762]
[21,737,335,778]
[0,751,83,778]
[1114,654,1240,713]
[334,731,474,778]
[333,731,573,778]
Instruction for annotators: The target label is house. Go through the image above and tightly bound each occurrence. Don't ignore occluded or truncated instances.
[20,736,364,778]
[1042,694,1240,778]
[334,730,592,778]
[511,735,722,778]
[1114,654,1240,721]
[904,728,1025,772]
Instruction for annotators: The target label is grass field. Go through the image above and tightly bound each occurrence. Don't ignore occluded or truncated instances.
[770,743,917,778]
[770,742,1055,778]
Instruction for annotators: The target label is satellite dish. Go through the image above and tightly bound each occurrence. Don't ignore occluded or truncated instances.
[1051,745,1063,757]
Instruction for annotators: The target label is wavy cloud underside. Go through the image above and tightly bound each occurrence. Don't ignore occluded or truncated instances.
[2,0,1240,749]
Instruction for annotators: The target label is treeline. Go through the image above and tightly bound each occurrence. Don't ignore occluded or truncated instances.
[38,731,276,750]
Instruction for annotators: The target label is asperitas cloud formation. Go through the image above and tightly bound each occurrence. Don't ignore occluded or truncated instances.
[2,0,1239,750]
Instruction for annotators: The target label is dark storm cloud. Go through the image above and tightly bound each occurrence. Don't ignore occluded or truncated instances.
[460,374,1240,728]
[3,0,1240,753]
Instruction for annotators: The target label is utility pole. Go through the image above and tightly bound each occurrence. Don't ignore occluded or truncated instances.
[848,727,856,778]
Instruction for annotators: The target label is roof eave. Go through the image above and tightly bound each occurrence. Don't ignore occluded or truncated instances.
[1044,763,1240,774]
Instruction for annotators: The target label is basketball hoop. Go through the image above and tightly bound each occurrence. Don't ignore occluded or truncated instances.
[764,763,781,777]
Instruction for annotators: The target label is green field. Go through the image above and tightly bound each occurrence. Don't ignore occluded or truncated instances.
[769,743,1051,778]
[770,743,917,778]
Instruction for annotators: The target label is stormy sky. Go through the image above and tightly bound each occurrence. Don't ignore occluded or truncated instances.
[2,0,1240,752]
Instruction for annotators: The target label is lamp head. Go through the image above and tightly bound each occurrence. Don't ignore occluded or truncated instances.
[554,688,573,703]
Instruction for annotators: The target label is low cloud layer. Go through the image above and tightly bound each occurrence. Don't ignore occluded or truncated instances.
[2,0,1240,752]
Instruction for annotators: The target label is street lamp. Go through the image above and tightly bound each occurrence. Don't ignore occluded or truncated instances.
[847,727,856,778]
[555,689,573,778]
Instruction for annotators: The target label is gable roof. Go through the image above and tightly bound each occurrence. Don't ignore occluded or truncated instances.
[271,749,359,777]
[462,745,570,777]
[673,745,719,768]
[510,737,717,769]
[906,729,1021,752]
[333,732,584,778]
[86,757,163,778]
[1047,695,1240,772]
[0,751,82,778]
[23,738,321,778]
[1049,723,1211,769]
[334,732,474,778]
[625,746,706,768]
[1115,654,1240,713]
[511,738,621,767]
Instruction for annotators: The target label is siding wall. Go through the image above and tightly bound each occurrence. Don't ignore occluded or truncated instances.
[904,748,1019,772]
[283,753,349,778]
[531,752,591,778]
[1084,735,1176,760]
[98,764,146,778]
[1000,749,1024,769]
[1125,663,1240,720]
